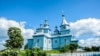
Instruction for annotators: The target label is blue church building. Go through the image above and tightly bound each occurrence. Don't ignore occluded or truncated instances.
[27,14,78,50]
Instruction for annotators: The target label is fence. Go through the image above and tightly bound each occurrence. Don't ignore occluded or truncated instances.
[49,52,100,56]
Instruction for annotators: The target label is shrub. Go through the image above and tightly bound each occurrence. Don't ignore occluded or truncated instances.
[59,45,69,53]
[1,49,20,56]
[38,51,47,56]
[68,44,78,53]
[25,48,47,56]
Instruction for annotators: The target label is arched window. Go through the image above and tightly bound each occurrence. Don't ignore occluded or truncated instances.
[37,39,39,43]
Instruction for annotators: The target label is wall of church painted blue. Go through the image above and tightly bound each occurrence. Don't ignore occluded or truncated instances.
[30,35,52,50]
[43,37,52,50]
[28,35,73,50]
[32,35,44,49]
[60,36,71,46]
[28,39,33,49]
[44,29,49,33]
[52,37,60,49]
[52,35,72,49]
[61,29,70,35]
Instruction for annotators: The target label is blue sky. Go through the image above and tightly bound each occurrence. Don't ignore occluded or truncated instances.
[1,0,100,28]
[0,0,100,50]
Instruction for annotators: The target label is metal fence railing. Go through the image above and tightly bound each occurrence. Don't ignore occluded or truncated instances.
[49,52,100,56]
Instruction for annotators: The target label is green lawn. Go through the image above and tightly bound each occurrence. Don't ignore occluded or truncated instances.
[0,50,65,56]
[44,50,60,54]
[19,50,60,56]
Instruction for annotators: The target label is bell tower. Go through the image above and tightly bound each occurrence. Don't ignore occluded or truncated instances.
[60,13,70,35]
[43,20,51,34]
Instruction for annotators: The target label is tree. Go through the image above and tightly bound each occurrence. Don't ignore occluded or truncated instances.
[5,27,24,49]
[25,48,47,56]
[84,47,92,51]
[91,46,99,51]
[59,44,78,53]
[68,44,78,53]
[83,46,99,51]
[24,43,28,50]
[59,45,69,53]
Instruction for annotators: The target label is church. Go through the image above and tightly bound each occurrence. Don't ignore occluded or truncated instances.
[27,14,78,50]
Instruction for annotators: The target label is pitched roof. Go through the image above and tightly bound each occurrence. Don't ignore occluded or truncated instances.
[61,17,68,25]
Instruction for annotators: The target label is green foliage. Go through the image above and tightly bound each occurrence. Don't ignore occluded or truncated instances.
[59,45,69,53]
[59,44,78,53]
[38,51,47,56]
[1,49,19,56]
[68,44,78,53]
[25,48,47,56]
[84,46,100,51]
[25,49,31,56]
[32,48,41,52]
[2,27,24,56]
[5,27,24,49]
[84,47,92,51]
[91,46,99,51]
[24,43,28,50]
[1,50,8,56]
[45,50,60,54]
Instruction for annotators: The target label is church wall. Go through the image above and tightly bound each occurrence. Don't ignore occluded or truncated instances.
[43,37,52,50]
[52,35,72,49]
[52,37,60,50]
[60,36,71,47]
[28,39,33,49]
[44,29,48,33]
[32,35,44,49]
[61,29,70,35]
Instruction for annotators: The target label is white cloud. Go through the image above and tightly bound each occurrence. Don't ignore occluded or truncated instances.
[79,38,100,47]
[70,18,100,47]
[0,17,34,50]
[70,18,100,37]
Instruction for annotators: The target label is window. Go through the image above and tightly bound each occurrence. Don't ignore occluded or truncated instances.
[45,39,46,43]
[64,39,66,42]
[33,39,34,42]
[55,40,57,43]
[49,40,50,43]
[37,39,39,43]
[63,26,66,29]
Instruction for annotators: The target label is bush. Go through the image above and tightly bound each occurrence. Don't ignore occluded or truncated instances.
[25,48,47,56]
[68,44,78,53]
[1,50,10,56]
[1,49,19,56]
[59,44,78,53]
[38,51,47,56]
[59,45,69,53]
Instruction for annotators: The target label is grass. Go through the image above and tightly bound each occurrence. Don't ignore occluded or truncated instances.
[19,50,27,56]
[45,50,60,54]
[0,49,61,56]
[0,51,2,55]
[19,50,60,56]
